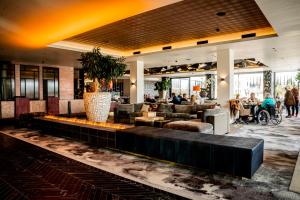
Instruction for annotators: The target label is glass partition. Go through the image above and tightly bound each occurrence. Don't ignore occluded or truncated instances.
[274,71,299,99]
[43,67,59,99]
[0,62,15,100]
[20,65,39,99]
[171,78,190,96]
[74,68,84,99]
[190,76,206,95]
[234,72,263,100]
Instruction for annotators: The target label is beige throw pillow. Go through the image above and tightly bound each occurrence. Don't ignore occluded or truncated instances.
[140,104,150,112]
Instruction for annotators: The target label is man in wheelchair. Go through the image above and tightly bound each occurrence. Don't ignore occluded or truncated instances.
[255,93,276,122]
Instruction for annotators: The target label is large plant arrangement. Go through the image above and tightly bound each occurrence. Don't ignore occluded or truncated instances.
[79,48,126,92]
[154,78,171,91]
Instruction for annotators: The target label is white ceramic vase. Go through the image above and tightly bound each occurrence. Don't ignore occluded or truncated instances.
[159,90,167,100]
[83,92,111,122]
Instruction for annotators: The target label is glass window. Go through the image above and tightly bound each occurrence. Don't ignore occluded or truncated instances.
[43,67,59,99]
[234,72,263,100]
[74,69,84,99]
[0,62,15,100]
[20,65,39,99]
[171,78,190,96]
[275,71,299,99]
[111,79,124,98]
[190,76,206,95]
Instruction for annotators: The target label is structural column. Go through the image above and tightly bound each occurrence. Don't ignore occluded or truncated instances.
[15,64,20,96]
[217,49,234,107]
[130,60,144,104]
[39,66,43,100]
[263,70,272,98]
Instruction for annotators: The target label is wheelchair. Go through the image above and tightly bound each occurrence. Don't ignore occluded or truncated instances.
[257,102,282,125]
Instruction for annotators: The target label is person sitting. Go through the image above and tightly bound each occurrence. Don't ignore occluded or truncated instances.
[248,92,259,104]
[170,93,181,104]
[190,95,197,105]
[247,92,259,119]
[181,93,188,102]
[255,93,276,121]
[145,94,156,103]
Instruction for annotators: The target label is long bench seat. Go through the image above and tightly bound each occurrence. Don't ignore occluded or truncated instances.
[116,126,264,178]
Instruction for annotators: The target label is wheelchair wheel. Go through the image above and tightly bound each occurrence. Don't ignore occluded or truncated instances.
[258,110,270,125]
[271,110,282,125]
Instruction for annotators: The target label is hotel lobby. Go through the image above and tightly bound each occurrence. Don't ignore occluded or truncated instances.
[0,0,300,199]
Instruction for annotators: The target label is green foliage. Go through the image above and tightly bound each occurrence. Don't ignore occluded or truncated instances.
[296,71,300,81]
[154,78,171,91]
[79,48,126,91]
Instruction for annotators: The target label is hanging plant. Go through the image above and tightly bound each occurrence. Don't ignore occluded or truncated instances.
[79,48,126,92]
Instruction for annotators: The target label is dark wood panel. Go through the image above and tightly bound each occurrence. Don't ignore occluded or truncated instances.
[66,0,272,50]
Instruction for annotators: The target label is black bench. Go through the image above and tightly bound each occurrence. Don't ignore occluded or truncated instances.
[116,126,264,178]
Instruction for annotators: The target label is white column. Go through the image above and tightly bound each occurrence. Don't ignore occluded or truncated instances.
[217,49,234,107]
[15,64,20,96]
[130,60,144,104]
[39,66,43,100]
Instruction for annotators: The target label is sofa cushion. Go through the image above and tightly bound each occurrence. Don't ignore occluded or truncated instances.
[149,104,159,112]
[163,120,213,134]
[140,104,150,112]
[167,113,191,119]
[174,105,195,114]
[157,104,173,113]
[134,103,144,112]
[118,104,134,113]
[196,104,215,111]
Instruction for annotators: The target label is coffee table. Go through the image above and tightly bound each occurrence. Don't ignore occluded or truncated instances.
[134,116,164,127]
[153,119,172,128]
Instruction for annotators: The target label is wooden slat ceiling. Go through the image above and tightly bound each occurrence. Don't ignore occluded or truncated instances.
[65,0,272,51]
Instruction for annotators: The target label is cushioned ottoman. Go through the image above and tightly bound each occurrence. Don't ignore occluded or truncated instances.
[163,120,213,134]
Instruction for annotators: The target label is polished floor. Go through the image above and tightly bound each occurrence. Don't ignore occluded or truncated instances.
[0,132,187,200]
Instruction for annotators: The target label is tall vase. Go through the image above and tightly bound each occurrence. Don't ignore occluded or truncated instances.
[159,90,167,100]
[84,92,111,122]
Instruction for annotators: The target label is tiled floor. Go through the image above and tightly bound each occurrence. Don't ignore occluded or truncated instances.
[0,133,187,200]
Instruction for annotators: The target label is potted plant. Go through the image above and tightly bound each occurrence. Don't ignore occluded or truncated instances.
[79,48,126,122]
[154,78,171,100]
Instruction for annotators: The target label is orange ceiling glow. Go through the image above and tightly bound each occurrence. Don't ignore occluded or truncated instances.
[0,0,180,48]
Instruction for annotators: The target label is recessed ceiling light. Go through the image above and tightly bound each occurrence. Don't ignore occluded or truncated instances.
[216,11,226,16]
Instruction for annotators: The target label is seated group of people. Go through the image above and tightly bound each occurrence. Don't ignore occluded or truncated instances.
[234,92,277,122]
[170,93,205,105]
[144,92,207,105]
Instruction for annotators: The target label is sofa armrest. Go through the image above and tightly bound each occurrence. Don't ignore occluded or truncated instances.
[197,111,204,120]
[206,112,230,135]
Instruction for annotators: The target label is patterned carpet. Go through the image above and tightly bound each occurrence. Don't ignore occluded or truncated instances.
[1,117,300,200]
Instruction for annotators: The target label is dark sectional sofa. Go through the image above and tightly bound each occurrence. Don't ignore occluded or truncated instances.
[116,126,264,178]
[114,102,230,134]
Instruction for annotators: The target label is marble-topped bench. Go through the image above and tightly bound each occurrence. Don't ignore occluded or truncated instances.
[116,126,264,178]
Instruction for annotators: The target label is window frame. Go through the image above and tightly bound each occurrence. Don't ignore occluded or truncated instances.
[234,71,264,100]
[0,63,15,101]
[20,65,39,100]
[42,67,59,99]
